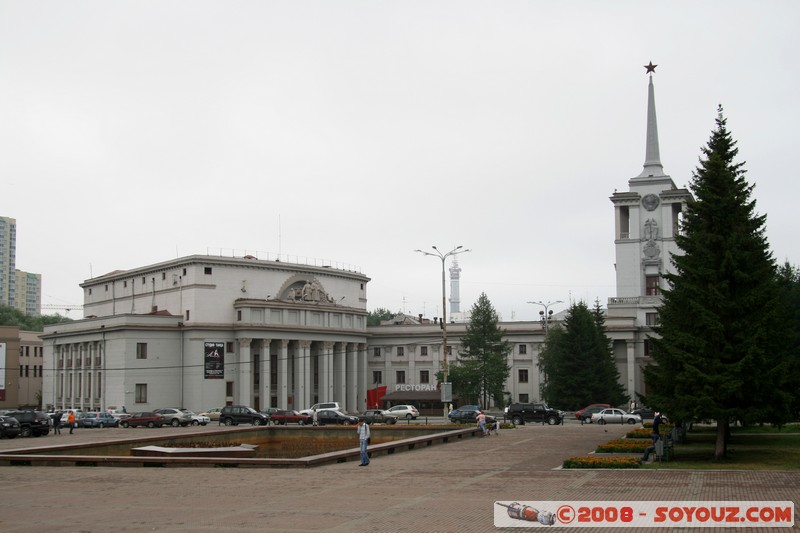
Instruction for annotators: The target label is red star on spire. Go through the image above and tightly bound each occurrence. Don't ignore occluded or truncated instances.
[644,61,657,74]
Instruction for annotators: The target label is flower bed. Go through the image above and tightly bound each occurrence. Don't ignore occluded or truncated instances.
[562,456,640,469]
[594,439,651,453]
[627,425,673,439]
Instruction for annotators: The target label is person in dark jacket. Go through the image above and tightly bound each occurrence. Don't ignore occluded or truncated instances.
[52,411,62,435]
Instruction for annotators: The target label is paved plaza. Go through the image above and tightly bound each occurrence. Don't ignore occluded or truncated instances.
[0,422,797,532]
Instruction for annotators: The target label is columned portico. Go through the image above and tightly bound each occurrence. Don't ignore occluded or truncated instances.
[238,337,252,406]
[345,343,356,412]
[260,339,272,409]
[278,339,289,409]
[298,340,312,409]
[320,341,334,403]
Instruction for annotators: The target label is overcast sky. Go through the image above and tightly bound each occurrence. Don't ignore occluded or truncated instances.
[2,1,798,322]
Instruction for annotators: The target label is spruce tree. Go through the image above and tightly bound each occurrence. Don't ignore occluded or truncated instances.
[644,107,784,459]
[446,293,511,408]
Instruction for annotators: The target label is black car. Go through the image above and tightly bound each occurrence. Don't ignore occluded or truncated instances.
[316,409,358,425]
[505,403,564,426]
[5,410,51,437]
[448,410,496,425]
[0,415,21,439]
[219,406,269,426]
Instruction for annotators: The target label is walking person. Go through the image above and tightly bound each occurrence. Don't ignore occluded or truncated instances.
[357,418,371,466]
[67,410,76,434]
[477,411,487,436]
[52,411,62,435]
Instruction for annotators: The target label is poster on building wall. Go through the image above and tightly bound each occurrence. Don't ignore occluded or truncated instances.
[0,342,6,401]
[204,342,224,379]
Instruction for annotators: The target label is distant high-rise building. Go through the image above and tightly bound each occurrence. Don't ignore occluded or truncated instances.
[448,257,462,314]
[0,216,42,315]
[0,216,16,308]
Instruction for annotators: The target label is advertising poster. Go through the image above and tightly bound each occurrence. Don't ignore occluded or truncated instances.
[204,341,224,379]
[0,342,5,401]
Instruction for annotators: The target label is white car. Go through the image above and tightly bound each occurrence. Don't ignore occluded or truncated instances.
[199,408,223,421]
[590,408,642,425]
[386,405,419,420]
[299,402,342,416]
[186,412,210,426]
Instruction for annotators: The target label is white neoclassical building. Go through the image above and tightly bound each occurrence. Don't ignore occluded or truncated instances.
[42,70,690,415]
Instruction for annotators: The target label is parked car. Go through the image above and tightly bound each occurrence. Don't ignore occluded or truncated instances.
[184,411,210,426]
[260,407,280,418]
[5,410,50,437]
[386,405,419,420]
[199,408,223,421]
[59,409,84,428]
[591,408,643,425]
[449,409,496,425]
[506,403,564,425]
[219,406,269,426]
[361,409,398,425]
[0,415,21,439]
[269,409,312,425]
[299,402,342,416]
[575,403,612,423]
[154,408,193,427]
[80,412,120,428]
[120,412,166,428]
[316,409,359,425]
[107,408,132,420]
[631,407,665,421]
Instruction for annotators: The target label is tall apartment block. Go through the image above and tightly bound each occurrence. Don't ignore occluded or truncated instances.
[0,216,42,316]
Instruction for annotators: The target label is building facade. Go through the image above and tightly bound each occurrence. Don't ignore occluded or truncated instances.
[0,326,44,409]
[0,215,42,316]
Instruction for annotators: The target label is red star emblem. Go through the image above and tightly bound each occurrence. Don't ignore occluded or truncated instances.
[644,61,657,74]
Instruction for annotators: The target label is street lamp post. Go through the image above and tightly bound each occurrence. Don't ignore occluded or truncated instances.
[415,245,471,415]
[527,300,563,332]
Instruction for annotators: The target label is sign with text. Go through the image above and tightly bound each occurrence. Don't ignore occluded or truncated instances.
[204,342,224,379]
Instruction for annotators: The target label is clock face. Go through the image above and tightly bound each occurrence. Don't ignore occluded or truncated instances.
[642,194,660,211]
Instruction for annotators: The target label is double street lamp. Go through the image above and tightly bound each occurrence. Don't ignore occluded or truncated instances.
[415,245,471,414]
[527,300,563,332]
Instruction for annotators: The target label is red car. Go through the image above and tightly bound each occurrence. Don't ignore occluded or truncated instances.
[120,412,166,428]
[269,409,312,425]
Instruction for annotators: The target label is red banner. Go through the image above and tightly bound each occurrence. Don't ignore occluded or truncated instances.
[366,386,387,409]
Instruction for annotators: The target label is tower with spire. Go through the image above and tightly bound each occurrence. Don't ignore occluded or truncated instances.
[608,63,693,397]
[448,256,462,314]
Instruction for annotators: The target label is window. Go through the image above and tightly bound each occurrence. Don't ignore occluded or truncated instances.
[397,347,405,357]
[237,310,242,321]
[519,394,529,403]
[204,267,212,275]
[162,272,166,280]
[185,310,190,321]
[420,370,430,384]
[619,206,630,239]
[396,371,405,384]
[646,275,660,295]
[644,339,651,357]
[646,312,660,326]
[135,384,147,403]
[182,268,187,275]
[226,342,234,353]
[136,343,147,359]
[373,347,381,357]
[518,369,529,383]
[420,346,428,356]
[97,372,102,396]
[226,381,234,396]
[105,284,109,292]
[518,344,527,354]
[372,371,382,384]
[123,280,128,288]
[142,276,146,285]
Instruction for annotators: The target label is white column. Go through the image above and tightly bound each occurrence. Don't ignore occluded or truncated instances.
[320,341,333,401]
[335,342,346,404]
[299,340,312,409]
[346,343,356,412]
[357,343,368,412]
[238,338,252,406]
[626,340,636,399]
[261,339,271,410]
[278,339,289,409]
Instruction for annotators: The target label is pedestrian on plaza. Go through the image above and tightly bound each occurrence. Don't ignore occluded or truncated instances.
[491,418,501,435]
[357,418,371,466]
[67,410,76,434]
[477,411,487,436]
[312,409,319,427]
[52,411,62,435]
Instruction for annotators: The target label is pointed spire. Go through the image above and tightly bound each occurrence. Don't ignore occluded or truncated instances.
[637,72,666,178]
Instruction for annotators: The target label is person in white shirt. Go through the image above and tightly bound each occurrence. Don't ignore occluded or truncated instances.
[357,419,371,466]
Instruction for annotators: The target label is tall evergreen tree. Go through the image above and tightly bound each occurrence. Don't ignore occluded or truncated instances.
[644,107,785,459]
[539,302,626,410]
[444,293,510,408]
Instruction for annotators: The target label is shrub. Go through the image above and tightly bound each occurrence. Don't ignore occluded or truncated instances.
[594,439,651,453]
[563,456,641,469]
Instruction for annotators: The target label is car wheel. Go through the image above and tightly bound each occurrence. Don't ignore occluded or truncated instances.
[171,419,180,427]
[406,414,413,420]
[512,416,523,426]
[99,422,105,428]
[299,419,305,425]
[121,421,129,428]
[626,418,637,424]
[547,416,558,425]
[597,419,606,425]
[147,421,155,428]
[253,419,263,426]
[192,420,199,426]
[20,427,32,438]
[223,418,234,426]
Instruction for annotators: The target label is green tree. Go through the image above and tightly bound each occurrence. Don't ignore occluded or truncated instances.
[775,263,800,421]
[539,301,627,410]
[0,304,71,331]
[644,107,786,459]
[443,293,510,408]
[367,308,397,326]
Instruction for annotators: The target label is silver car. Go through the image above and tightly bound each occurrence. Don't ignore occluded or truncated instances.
[590,408,642,425]
[154,408,193,427]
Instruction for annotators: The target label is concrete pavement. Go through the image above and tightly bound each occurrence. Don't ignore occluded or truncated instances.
[0,422,797,532]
